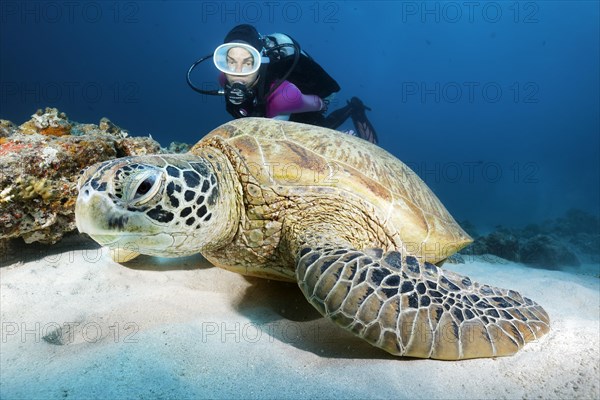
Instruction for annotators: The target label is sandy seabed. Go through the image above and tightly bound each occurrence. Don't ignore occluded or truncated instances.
[1,238,599,400]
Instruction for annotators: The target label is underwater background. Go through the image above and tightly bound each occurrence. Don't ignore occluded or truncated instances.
[1,0,598,230]
[1,3,600,399]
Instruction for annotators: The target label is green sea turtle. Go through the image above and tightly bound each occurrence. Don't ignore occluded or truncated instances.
[75,118,549,360]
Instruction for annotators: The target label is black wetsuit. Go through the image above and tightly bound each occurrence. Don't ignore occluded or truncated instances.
[224,33,379,144]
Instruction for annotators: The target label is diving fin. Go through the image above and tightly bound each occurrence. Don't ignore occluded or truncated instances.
[348,97,379,145]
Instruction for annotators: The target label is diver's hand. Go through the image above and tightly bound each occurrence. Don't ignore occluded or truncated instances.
[320,98,329,113]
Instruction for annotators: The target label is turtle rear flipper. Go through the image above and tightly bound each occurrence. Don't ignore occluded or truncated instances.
[296,242,550,360]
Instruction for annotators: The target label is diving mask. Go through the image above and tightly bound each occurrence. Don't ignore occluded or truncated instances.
[213,43,264,76]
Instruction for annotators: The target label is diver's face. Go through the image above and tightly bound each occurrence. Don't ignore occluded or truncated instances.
[224,47,259,85]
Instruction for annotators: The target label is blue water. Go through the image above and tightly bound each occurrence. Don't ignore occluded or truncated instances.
[1,1,598,229]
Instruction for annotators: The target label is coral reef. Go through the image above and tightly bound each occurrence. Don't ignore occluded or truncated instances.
[0,120,16,139]
[18,107,72,137]
[461,209,599,269]
[0,108,168,250]
[166,141,191,154]
[520,234,581,268]
[469,229,520,262]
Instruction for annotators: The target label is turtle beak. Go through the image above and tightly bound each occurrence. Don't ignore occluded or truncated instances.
[75,185,141,263]
[75,184,94,235]
[75,183,120,239]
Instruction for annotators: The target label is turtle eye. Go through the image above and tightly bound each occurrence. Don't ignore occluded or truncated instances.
[125,169,163,205]
[134,176,155,198]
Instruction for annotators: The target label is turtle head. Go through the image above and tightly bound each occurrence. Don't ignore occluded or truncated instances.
[75,154,240,261]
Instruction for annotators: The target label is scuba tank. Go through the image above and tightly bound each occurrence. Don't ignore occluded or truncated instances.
[263,33,340,100]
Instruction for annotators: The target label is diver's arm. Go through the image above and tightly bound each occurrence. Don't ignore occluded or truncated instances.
[218,72,227,86]
[265,81,324,118]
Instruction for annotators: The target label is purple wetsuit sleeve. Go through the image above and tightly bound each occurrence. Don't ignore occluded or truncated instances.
[266,81,324,118]
[218,73,227,87]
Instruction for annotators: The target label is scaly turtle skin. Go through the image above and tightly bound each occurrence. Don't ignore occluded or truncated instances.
[75,118,550,360]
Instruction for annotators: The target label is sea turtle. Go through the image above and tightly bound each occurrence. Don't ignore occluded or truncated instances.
[75,118,550,360]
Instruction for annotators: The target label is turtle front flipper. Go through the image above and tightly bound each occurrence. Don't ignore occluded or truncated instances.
[296,243,550,360]
[109,247,141,263]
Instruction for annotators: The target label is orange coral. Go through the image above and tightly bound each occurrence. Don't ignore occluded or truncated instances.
[0,141,33,156]
[40,126,71,137]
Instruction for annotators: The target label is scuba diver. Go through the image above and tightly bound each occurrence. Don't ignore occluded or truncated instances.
[187,24,379,144]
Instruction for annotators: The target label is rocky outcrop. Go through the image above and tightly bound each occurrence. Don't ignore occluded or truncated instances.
[519,234,581,269]
[0,108,165,249]
[468,229,521,263]
[460,209,599,269]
